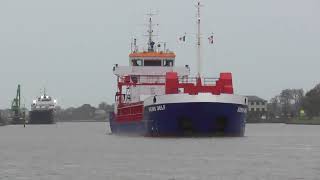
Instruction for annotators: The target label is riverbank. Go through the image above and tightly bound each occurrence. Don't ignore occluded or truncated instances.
[247,117,320,125]
[0,118,7,126]
[285,117,320,125]
[57,119,107,122]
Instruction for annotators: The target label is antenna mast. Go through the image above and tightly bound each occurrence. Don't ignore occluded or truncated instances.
[146,12,156,52]
[196,0,202,78]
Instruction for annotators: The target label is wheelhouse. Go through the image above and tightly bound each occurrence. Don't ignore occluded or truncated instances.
[129,52,176,67]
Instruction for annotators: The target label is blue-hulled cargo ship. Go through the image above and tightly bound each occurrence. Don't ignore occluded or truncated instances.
[110,1,248,136]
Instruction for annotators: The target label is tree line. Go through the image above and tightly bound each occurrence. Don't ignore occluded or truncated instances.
[268,83,320,119]
[53,102,114,121]
[0,102,114,123]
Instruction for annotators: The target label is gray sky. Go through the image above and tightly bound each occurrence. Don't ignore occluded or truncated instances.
[1,0,319,109]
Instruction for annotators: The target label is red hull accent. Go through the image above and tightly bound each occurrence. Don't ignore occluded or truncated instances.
[114,72,234,123]
[116,102,144,122]
[165,72,233,95]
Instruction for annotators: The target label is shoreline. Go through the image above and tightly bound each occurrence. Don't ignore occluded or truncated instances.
[57,120,108,122]
[285,120,320,125]
[247,118,320,125]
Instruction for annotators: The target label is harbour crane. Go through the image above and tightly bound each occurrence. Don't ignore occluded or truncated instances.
[10,84,26,124]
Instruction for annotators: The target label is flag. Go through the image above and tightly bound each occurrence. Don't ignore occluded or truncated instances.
[179,33,186,42]
[208,35,214,44]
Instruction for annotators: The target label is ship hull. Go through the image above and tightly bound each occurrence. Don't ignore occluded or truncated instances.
[110,94,247,137]
[29,110,55,124]
[109,114,147,136]
[144,102,246,136]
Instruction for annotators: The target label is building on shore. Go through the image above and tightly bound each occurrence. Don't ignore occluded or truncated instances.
[246,96,268,122]
[93,109,108,121]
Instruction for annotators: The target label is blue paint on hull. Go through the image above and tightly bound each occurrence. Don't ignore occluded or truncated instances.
[110,102,247,137]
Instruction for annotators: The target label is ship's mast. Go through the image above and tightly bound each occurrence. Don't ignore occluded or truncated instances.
[196,0,202,78]
[147,13,156,52]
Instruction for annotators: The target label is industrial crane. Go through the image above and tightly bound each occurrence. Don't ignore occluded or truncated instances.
[11,84,26,124]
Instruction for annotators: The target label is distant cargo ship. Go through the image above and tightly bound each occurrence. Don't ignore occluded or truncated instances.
[29,90,57,124]
[109,1,248,136]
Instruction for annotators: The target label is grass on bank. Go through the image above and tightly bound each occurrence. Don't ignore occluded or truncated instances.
[286,117,320,125]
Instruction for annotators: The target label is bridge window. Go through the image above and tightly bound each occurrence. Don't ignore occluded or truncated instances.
[144,59,161,66]
[163,59,174,67]
[132,59,143,66]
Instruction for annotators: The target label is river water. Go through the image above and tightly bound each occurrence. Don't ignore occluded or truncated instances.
[0,122,320,180]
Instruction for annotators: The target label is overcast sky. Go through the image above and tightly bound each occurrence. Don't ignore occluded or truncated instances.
[0,0,319,109]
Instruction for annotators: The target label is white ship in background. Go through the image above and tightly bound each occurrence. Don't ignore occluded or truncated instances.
[29,89,57,124]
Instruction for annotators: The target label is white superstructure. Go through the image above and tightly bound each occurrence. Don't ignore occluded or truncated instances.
[31,93,57,111]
